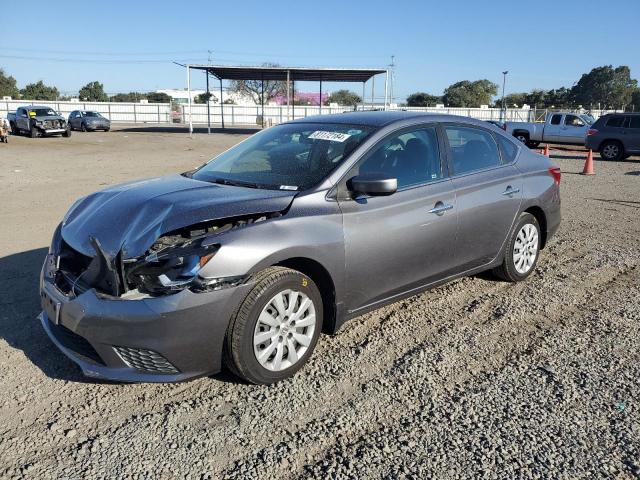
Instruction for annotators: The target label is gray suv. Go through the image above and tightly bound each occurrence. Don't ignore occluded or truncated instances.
[585,113,640,160]
[39,112,561,385]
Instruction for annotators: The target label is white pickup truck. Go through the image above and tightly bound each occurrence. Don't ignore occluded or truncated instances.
[505,112,595,147]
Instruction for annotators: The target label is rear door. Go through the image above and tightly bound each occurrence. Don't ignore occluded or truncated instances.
[444,125,523,271]
[339,124,458,312]
[542,113,564,142]
[624,116,640,152]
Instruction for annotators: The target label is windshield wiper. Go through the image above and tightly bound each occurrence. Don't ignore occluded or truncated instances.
[211,178,262,189]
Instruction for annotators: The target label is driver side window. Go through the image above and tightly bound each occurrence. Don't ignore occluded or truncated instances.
[356,126,442,189]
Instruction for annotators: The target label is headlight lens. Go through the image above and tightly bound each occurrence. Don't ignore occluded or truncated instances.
[125,238,220,295]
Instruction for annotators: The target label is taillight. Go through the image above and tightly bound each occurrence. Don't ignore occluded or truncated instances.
[587,128,598,136]
[549,167,561,186]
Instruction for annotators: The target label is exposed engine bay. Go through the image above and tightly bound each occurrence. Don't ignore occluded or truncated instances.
[53,212,281,299]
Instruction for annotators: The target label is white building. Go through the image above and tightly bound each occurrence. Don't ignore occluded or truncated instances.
[155,88,252,105]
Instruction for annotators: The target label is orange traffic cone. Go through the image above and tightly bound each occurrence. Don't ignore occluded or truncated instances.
[543,144,550,157]
[581,150,595,175]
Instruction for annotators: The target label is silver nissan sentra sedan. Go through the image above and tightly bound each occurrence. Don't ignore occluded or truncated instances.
[39,112,561,384]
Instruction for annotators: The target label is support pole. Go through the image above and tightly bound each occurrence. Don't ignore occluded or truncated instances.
[292,80,295,119]
[187,64,192,135]
[384,70,389,111]
[362,81,366,111]
[206,71,211,134]
[319,76,323,115]
[261,74,265,128]
[286,70,290,121]
[219,77,225,129]
[371,76,375,110]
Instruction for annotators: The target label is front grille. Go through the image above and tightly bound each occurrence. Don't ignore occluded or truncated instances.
[114,346,179,374]
[47,319,104,365]
[44,120,63,129]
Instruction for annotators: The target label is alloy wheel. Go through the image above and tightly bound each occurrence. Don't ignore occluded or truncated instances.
[602,144,619,160]
[253,289,316,372]
[513,223,539,274]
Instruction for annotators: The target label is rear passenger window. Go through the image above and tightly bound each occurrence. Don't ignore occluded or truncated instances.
[629,117,640,129]
[357,126,442,188]
[445,127,502,175]
[606,116,626,128]
[550,114,562,125]
[495,134,519,163]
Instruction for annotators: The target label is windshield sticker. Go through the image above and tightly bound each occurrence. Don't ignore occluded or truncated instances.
[279,185,298,191]
[308,131,352,142]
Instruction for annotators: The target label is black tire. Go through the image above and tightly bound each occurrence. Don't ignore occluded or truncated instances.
[63,127,71,138]
[223,266,323,385]
[493,212,541,282]
[600,140,624,161]
[10,122,18,135]
[30,126,38,138]
[527,141,540,148]
[514,132,529,145]
[81,122,87,132]
[105,128,110,132]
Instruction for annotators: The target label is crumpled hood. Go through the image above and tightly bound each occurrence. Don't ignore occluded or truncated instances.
[35,115,66,121]
[61,174,296,259]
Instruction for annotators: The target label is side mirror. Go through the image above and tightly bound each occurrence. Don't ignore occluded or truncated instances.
[348,173,397,196]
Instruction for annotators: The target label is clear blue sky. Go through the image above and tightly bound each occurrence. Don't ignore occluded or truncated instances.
[1,0,638,102]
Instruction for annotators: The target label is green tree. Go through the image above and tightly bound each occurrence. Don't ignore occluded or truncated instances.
[544,87,572,108]
[495,92,528,108]
[78,81,108,102]
[230,62,286,105]
[327,89,362,106]
[442,79,497,107]
[110,92,145,102]
[0,69,20,98]
[406,92,441,107]
[631,89,640,112]
[145,92,172,103]
[20,80,59,101]
[194,92,217,104]
[571,65,637,109]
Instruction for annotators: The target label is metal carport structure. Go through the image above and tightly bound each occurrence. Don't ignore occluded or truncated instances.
[182,64,388,133]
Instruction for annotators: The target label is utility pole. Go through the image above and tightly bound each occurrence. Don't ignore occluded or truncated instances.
[388,55,396,107]
[208,50,213,63]
[501,70,508,122]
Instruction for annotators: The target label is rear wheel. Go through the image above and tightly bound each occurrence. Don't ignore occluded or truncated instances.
[527,140,540,148]
[493,213,541,282]
[600,141,624,161]
[224,267,323,384]
[10,122,18,135]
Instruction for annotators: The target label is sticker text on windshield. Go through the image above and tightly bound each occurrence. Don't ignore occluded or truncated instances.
[308,131,352,142]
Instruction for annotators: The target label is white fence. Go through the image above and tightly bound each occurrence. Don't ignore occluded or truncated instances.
[0,99,171,123]
[2,98,622,127]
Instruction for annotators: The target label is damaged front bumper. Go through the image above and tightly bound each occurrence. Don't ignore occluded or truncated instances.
[39,269,253,382]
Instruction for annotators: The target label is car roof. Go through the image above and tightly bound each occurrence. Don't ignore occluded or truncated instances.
[289,110,494,128]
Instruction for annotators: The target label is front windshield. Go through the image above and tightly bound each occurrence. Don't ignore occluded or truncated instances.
[83,111,102,117]
[581,114,595,125]
[191,123,375,190]
[30,108,57,116]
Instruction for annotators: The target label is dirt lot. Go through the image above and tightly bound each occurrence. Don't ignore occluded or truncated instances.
[1,126,639,479]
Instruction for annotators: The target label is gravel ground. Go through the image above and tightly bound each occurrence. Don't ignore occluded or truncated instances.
[0,126,639,479]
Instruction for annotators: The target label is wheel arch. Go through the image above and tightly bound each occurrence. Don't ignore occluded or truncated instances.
[275,257,338,334]
[523,205,548,249]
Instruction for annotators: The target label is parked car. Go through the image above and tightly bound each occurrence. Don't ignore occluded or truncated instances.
[39,112,561,385]
[585,113,640,161]
[68,110,111,132]
[8,106,71,138]
[505,112,594,147]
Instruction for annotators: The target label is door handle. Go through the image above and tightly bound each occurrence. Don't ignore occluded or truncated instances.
[501,186,521,196]
[429,202,454,215]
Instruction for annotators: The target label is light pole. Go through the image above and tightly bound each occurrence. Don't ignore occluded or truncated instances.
[501,71,509,122]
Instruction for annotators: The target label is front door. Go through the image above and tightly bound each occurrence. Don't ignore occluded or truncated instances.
[560,114,589,144]
[339,124,458,313]
[444,125,523,270]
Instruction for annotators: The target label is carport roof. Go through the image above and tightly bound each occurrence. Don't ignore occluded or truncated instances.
[186,64,386,83]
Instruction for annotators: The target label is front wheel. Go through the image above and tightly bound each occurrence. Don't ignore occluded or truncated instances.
[63,127,71,138]
[527,141,540,148]
[30,126,38,138]
[493,213,541,282]
[224,267,323,384]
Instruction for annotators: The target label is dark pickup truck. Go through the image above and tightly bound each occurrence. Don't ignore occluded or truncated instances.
[8,106,71,138]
